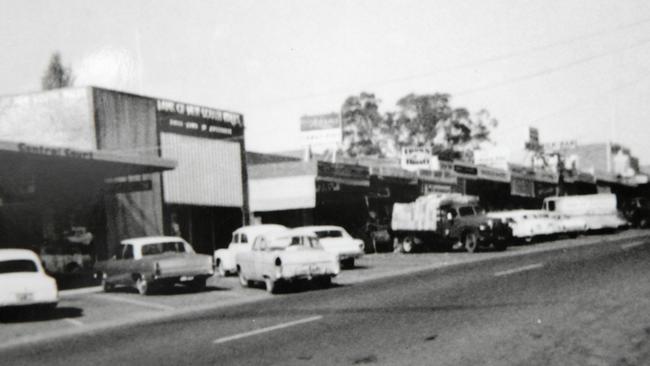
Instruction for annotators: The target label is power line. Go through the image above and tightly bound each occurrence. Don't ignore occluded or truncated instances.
[455,36,650,97]
[252,15,650,106]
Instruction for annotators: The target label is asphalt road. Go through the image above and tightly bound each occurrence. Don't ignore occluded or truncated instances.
[3,236,650,366]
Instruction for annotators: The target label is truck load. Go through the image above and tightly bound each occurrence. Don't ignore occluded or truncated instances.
[391,193,512,253]
[541,193,628,232]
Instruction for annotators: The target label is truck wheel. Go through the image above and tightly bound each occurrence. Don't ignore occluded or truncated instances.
[402,237,415,253]
[135,276,150,295]
[464,233,478,253]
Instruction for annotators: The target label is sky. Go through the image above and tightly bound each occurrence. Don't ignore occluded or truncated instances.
[2,0,650,164]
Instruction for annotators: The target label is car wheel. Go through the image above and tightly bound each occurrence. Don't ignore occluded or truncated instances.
[238,269,249,287]
[402,237,415,254]
[317,276,332,289]
[464,232,478,253]
[135,276,150,295]
[265,277,277,294]
[216,260,227,277]
[101,273,114,292]
[341,258,355,269]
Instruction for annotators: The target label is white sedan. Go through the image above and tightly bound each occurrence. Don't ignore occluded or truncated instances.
[292,226,364,268]
[0,249,59,309]
[214,224,287,276]
[236,230,340,294]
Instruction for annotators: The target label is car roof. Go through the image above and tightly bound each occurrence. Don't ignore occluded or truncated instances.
[234,224,288,236]
[294,225,344,232]
[261,230,317,241]
[0,249,40,261]
[121,236,187,246]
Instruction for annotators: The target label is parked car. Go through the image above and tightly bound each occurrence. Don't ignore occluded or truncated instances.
[214,224,287,276]
[292,225,364,268]
[0,249,58,309]
[236,230,340,294]
[94,236,214,295]
[487,210,559,243]
[40,243,93,274]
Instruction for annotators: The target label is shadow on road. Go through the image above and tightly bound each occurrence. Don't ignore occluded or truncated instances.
[0,306,83,323]
[102,284,232,296]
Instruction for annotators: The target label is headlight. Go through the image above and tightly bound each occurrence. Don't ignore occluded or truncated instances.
[487,219,494,228]
[479,224,487,230]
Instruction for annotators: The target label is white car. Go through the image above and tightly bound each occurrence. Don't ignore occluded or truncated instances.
[236,230,340,294]
[292,226,364,268]
[488,210,559,242]
[214,224,287,276]
[0,249,59,309]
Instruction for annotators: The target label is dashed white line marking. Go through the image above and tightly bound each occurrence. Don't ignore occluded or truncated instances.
[213,315,323,344]
[621,240,647,250]
[94,294,174,311]
[63,318,84,327]
[494,263,544,277]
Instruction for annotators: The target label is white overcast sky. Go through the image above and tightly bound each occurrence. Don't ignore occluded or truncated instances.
[2,0,650,163]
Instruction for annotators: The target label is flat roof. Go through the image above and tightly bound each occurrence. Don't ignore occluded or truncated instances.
[0,140,176,176]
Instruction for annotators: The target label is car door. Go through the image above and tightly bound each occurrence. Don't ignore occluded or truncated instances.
[110,244,136,285]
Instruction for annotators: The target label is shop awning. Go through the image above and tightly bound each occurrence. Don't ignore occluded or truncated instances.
[0,140,176,177]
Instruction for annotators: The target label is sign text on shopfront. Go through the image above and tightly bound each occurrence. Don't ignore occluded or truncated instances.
[17,143,93,159]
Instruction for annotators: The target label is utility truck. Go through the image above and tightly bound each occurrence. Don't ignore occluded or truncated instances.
[391,193,512,253]
[541,193,628,232]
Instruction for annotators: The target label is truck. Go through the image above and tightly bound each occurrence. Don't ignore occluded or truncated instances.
[541,193,628,232]
[390,193,512,253]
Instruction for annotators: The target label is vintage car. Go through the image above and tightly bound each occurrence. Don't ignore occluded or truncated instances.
[0,249,59,309]
[487,210,559,242]
[235,230,340,294]
[95,236,214,295]
[214,224,288,276]
[292,225,364,268]
[40,243,93,274]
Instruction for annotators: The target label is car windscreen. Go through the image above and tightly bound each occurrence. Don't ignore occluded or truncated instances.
[314,230,343,238]
[0,259,38,274]
[141,241,187,256]
[458,206,476,217]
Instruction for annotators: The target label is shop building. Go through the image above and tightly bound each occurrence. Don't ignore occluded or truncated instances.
[0,87,248,258]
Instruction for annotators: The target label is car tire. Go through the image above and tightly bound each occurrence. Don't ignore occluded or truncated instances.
[101,273,114,292]
[216,260,227,277]
[135,276,150,296]
[238,269,249,287]
[464,232,478,253]
[190,277,206,292]
[402,237,415,254]
[265,277,277,294]
[341,258,355,269]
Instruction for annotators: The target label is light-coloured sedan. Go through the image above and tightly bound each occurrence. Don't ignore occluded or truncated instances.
[488,210,559,242]
[0,249,59,309]
[214,224,288,276]
[236,230,340,294]
[292,226,364,268]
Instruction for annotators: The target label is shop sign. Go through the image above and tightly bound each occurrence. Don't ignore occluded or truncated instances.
[477,166,510,182]
[17,142,93,159]
[510,177,535,197]
[400,147,439,171]
[453,163,478,177]
[576,172,596,184]
[534,170,559,183]
[534,182,557,198]
[106,180,153,193]
[156,99,244,139]
[317,161,369,180]
[418,169,457,185]
[316,181,341,193]
[420,183,452,195]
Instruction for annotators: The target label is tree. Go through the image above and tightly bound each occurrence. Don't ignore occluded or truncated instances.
[42,52,73,90]
[340,91,497,160]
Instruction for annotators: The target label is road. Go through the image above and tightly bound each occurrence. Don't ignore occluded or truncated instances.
[2,235,650,365]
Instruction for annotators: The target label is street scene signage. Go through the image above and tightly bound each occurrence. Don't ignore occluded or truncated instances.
[156,99,244,139]
[400,147,440,172]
